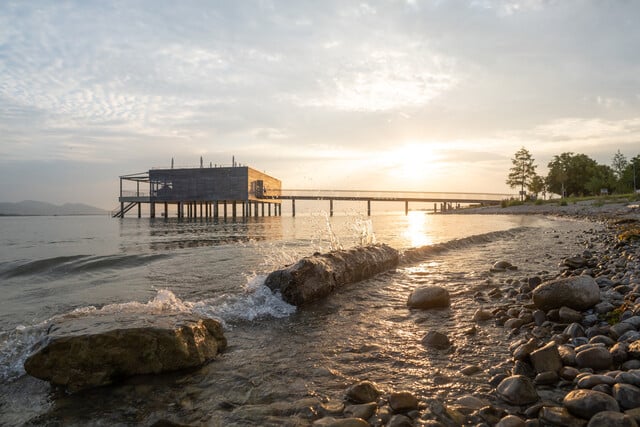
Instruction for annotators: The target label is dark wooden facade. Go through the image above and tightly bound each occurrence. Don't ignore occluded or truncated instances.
[115,166,281,218]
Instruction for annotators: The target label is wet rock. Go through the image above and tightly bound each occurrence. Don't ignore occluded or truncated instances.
[614,383,640,410]
[538,406,587,427]
[563,389,620,419]
[265,244,399,306]
[24,312,226,392]
[407,286,450,309]
[461,365,482,376]
[344,403,377,420]
[532,276,600,311]
[492,261,517,272]
[473,309,493,321]
[496,375,538,406]
[321,401,346,415]
[530,342,563,373]
[312,417,370,427]
[611,322,637,340]
[576,346,613,371]
[422,331,451,350]
[345,381,380,404]
[388,391,419,413]
[587,411,638,427]
[496,414,525,427]
[628,340,640,358]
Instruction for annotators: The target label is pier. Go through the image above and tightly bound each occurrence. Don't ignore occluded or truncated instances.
[114,164,514,218]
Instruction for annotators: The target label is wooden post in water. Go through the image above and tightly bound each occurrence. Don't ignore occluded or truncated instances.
[367,200,371,216]
[223,201,227,219]
[233,201,237,218]
[254,201,258,217]
[292,199,296,217]
[261,202,265,216]
[405,200,409,215]
[330,199,334,217]
[164,202,168,218]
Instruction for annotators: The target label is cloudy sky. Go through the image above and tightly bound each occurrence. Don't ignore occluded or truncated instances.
[1,0,639,209]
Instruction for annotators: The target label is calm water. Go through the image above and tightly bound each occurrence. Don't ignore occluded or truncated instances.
[0,212,601,425]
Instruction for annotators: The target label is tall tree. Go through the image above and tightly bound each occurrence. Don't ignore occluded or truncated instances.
[612,150,628,180]
[506,147,537,201]
[620,154,640,193]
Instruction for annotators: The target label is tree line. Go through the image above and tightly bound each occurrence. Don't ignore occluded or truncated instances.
[506,148,640,200]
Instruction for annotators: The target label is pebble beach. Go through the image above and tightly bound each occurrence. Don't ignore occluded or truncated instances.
[309,199,640,427]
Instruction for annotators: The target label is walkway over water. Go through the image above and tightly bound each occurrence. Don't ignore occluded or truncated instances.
[267,189,515,216]
[113,168,515,218]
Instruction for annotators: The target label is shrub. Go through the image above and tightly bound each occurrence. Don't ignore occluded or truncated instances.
[559,200,568,206]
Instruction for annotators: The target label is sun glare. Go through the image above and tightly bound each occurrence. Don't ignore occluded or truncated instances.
[403,211,434,247]
[381,143,444,186]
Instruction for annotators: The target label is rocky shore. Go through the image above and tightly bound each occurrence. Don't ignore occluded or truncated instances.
[306,202,640,426]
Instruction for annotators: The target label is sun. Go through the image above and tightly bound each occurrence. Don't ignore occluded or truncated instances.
[381,143,444,186]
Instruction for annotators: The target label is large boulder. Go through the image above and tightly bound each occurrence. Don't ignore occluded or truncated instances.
[532,276,600,311]
[24,312,226,392]
[265,244,399,306]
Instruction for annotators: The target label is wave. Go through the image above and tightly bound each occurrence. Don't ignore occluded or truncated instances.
[401,226,531,264]
[0,253,170,279]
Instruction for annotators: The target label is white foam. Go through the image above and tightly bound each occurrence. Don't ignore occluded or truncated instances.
[189,274,296,324]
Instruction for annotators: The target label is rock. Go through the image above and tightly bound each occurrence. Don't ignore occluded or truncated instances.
[535,371,559,385]
[312,417,370,427]
[504,318,525,329]
[387,414,413,427]
[560,366,580,381]
[576,346,613,371]
[461,365,482,376]
[614,384,640,410]
[612,322,637,340]
[24,312,226,392]
[513,338,538,361]
[407,286,450,309]
[496,414,525,427]
[587,411,638,427]
[265,244,399,306]
[344,402,377,420]
[473,309,493,321]
[422,331,451,350]
[530,342,563,373]
[538,406,587,427]
[559,306,583,323]
[345,381,380,404]
[388,391,418,412]
[563,389,620,419]
[496,375,539,406]
[532,276,600,311]
[577,374,616,389]
[559,345,577,366]
[493,260,518,272]
[629,340,640,358]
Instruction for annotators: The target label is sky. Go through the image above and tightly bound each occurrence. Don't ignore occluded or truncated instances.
[1,0,640,209]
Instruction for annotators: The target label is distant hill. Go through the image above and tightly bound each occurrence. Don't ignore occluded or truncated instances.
[0,200,108,216]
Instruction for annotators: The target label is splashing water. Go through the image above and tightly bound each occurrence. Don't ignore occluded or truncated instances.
[352,216,376,246]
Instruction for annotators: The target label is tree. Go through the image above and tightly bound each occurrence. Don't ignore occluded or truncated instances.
[585,164,616,196]
[612,150,628,180]
[528,175,546,199]
[546,152,599,197]
[620,154,640,193]
[506,147,537,201]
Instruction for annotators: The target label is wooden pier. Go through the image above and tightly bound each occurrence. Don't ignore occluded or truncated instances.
[114,166,513,218]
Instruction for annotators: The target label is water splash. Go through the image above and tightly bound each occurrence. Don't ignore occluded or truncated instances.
[352,216,376,246]
[323,213,343,251]
[189,275,296,325]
